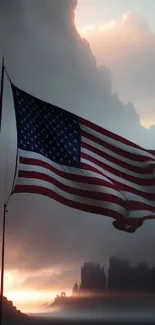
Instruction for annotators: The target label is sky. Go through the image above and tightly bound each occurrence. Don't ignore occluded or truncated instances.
[76,0,155,128]
[76,0,155,31]
[0,0,155,314]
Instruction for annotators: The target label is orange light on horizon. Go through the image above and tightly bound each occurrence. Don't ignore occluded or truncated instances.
[5,289,71,314]
[140,118,155,129]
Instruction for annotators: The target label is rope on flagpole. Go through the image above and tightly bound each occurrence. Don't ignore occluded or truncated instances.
[4,66,11,84]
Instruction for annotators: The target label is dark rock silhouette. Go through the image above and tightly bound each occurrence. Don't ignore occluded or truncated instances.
[108,257,155,292]
[2,296,25,316]
[108,257,132,291]
[46,258,155,323]
[80,262,106,293]
[72,283,79,296]
[73,258,155,294]
[1,296,28,325]
[152,267,155,291]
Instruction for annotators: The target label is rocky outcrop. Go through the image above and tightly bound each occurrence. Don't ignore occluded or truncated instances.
[1,296,28,325]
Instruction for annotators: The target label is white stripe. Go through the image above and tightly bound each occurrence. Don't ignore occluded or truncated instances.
[81,157,155,193]
[81,124,155,161]
[19,149,113,184]
[81,135,155,169]
[129,210,155,218]
[122,191,155,208]
[17,177,154,219]
[19,164,155,208]
[81,145,153,179]
[19,163,126,201]
[16,177,128,215]
[19,149,155,193]
[17,151,155,220]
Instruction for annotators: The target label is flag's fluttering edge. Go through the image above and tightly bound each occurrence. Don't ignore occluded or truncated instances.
[11,84,155,233]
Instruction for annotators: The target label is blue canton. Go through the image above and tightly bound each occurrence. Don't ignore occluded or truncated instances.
[12,85,81,167]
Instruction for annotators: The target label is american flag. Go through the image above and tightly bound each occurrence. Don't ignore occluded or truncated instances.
[11,84,155,233]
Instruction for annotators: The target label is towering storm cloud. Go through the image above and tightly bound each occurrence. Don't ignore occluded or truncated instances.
[79,12,155,128]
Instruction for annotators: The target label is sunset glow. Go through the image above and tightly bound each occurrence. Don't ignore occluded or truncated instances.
[4,270,72,313]
[5,289,71,313]
[6,290,56,302]
[77,20,117,35]
[140,118,155,129]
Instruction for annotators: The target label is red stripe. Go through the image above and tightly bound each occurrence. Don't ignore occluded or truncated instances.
[81,141,153,175]
[14,185,155,223]
[80,118,146,151]
[19,156,116,188]
[127,201,155,213]
[18,171,155,213]
[81,152,155,186]
[20,156,155,201]
[14,184,126,220]
[81,163,155,201]
[82,129,155,164]
[18,170,126,206]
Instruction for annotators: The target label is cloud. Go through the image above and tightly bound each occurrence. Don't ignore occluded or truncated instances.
[0,0,155,289]
[78,12,155,126]
[18,268,80,293]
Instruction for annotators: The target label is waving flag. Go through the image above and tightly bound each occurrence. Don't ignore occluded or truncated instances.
[11,83,155,233]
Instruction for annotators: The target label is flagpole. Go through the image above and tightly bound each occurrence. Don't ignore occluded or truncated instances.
[0,204,7,325]
[0,57,5,130]
[0,57,6,325]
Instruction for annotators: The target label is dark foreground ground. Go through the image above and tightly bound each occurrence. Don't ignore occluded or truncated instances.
[2,295,155,325]
[2,317,155,325]
[3,309,155,325]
